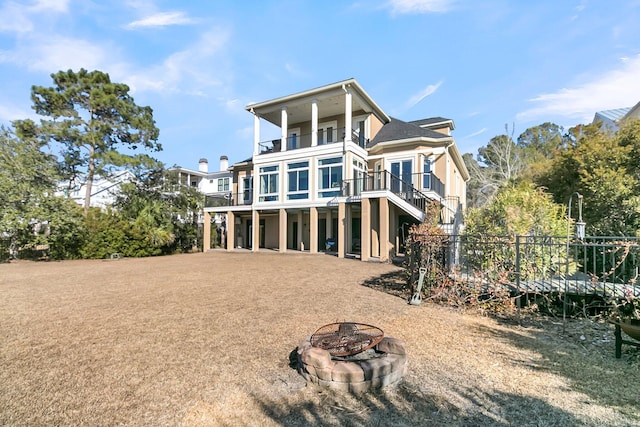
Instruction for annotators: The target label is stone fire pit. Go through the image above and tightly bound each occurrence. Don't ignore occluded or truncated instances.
[296,327,407,393]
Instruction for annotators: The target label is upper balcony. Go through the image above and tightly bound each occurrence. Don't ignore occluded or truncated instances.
[258,128,368,154]
[341,171,445,211]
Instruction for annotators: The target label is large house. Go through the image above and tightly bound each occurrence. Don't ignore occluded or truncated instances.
[203,79,469,262]
[167,156,233,228]
[593,100,640,132]
[56,170,136,209]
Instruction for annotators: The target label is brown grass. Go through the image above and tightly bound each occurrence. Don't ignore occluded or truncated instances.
[1,251,639,426]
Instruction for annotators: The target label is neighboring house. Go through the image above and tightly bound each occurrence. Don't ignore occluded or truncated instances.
[56,170,136,209]
[203,78,469,262]
[593,100,640,132]
[167,156,233,227]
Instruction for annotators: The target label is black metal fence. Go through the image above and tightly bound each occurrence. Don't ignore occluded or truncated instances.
[407,234,640,300]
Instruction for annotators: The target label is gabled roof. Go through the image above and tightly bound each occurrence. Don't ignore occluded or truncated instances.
[246,78,390,127]
[408,117,454,129]
[594,107,632,123]
[368,117,450,148]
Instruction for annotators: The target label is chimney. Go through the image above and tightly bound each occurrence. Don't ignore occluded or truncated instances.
[220,155,229,171]
[198,158,208,173]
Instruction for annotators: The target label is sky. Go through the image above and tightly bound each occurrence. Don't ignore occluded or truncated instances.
[1,0,640,171]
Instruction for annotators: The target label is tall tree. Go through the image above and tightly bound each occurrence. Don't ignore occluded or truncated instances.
[465,125,525,207]
[0,122,84,259]
[539,120,640,236]
[30,69,161,214]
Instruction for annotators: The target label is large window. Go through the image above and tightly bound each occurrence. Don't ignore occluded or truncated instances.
[217,177,229,192]
[287,128,300,150]
[242,176,252,204]
[287,161,309,200]
[391,160,412,193]
[318,121,337,145]
[352,158,367,195]
[259,165,279,202]
[318,157,342,198]
[423,158,432,190]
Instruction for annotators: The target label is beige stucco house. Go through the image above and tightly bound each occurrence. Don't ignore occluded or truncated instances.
[203,78,469,261]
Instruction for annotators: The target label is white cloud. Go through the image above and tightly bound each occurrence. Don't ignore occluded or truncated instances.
[124,29,231,94]
[387,0,455,15]
[0,102,33,122]
[405,81,442,109]
[0,0,69,34]
[126,11,195,29]
[30,0,70,13]
[462,128,487,139]
[0,35,108,73]
[517,54,640,124]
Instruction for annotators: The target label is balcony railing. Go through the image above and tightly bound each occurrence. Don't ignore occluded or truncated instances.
[342,171,445,199]
[258,128,368,154]
[204,191,253,208]
[341,171,439,212]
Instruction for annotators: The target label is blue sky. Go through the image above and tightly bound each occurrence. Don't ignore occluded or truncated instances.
[1,0,640,170]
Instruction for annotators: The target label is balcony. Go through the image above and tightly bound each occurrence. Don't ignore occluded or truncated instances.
[341,171,445,212]
[258,128,368,154]
[204,191,253,208]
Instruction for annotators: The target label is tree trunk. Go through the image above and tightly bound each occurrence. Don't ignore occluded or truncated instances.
[83,144,95,215]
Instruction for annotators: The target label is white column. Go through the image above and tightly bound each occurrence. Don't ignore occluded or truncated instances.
[311,99,318,147]
[344,89,352,143]
[281,107,288,152]
[253,113,260,156]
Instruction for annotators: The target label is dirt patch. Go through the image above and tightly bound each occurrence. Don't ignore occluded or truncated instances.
[1,252,638,426]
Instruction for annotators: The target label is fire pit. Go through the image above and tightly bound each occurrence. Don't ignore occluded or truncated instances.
[297,322,407,393]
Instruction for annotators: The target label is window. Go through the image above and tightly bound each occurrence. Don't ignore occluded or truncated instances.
[287,161,309,200]
[352,159,367,195]
[217,177,229,192]
[259,165,279,202]
[423,158,432,190]
[242,177,253,204]
[287,127,300,150]
[318,157,342,198]
[318,121,337,145]
[391,160,412,193]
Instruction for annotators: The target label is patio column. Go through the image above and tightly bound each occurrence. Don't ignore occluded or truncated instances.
[226,211,235,251]
[379,197,390,262]
[253,112,260,156]
[338,202,346,259]
[326,208,333,246]
[361,198,371,261]
[281,107,288,152]
[203,211,211,252]
[279,208,287,252]
[252,210,260,252]
[344,88,352,143]
[311,99,318,147]
[310,207,318,253]
[297,210,304,250]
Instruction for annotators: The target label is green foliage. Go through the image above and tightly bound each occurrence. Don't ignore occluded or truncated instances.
[81,208,131,258]
[465,182,566,237]
[30,69,161,214]
[0,125,82,260]
[538,119,640,236]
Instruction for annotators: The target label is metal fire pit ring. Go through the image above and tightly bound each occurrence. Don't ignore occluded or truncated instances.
[297,323,407,393]
[310,322,384,357]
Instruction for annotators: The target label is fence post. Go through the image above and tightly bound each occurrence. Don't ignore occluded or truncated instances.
[515,235,521,309]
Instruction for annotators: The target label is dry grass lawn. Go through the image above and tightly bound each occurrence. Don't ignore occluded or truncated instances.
[1,251,639,426]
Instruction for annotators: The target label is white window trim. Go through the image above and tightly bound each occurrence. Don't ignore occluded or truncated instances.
[286,161,309,200]
[259,165,279,202]
[318,120,338,145]
[287,127,301,150]
[317,156,343,198]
